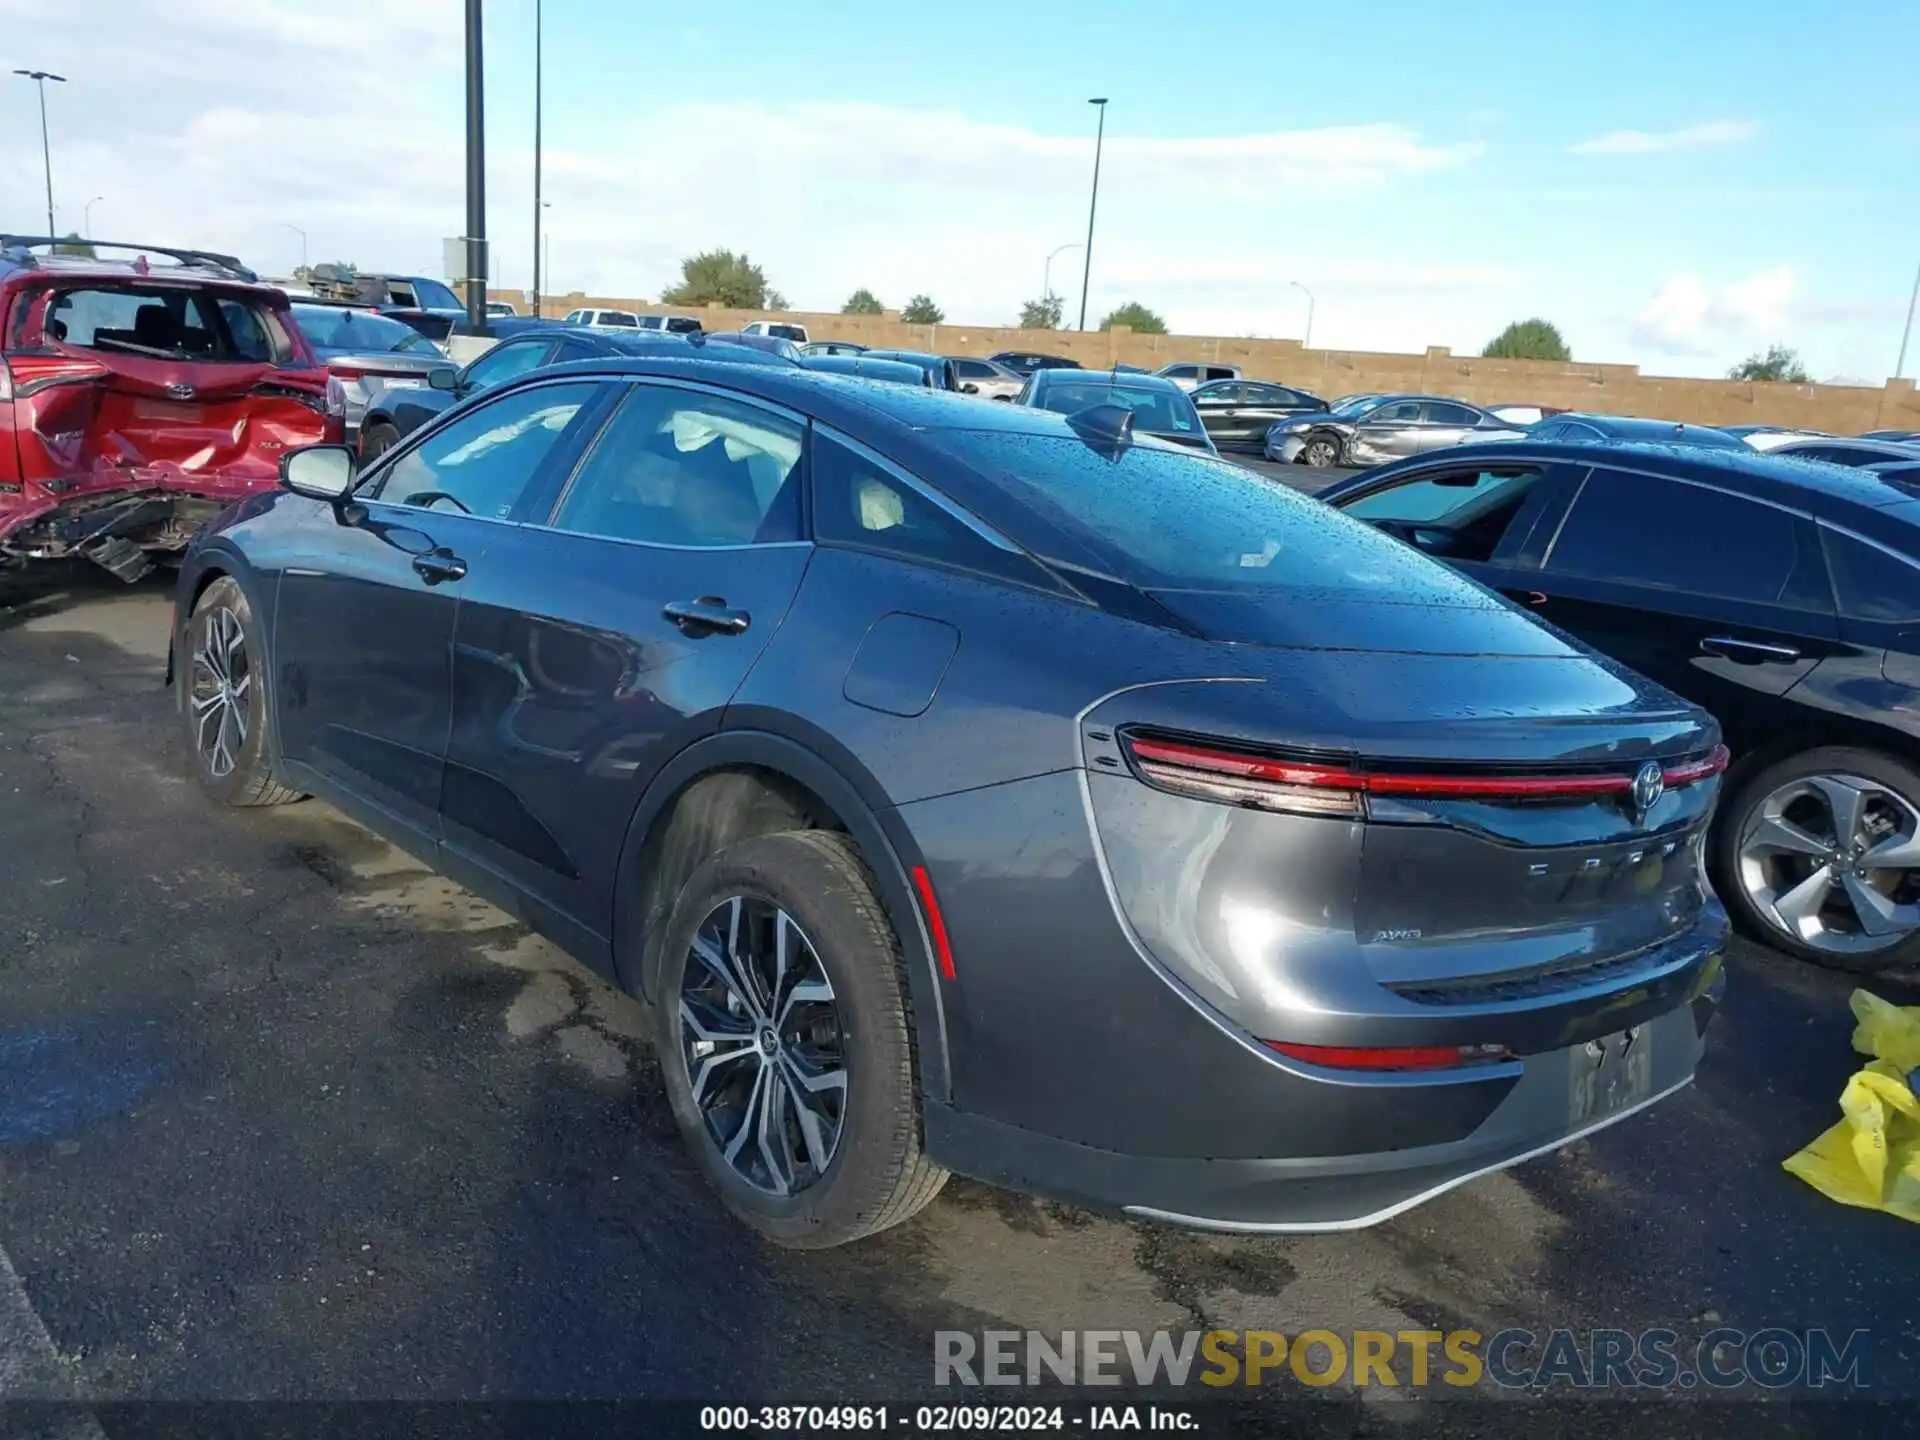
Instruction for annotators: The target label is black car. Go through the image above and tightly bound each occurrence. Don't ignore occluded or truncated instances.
[1190,379,1325,452]
[989,350,1082,376]
[858,349,961,391]
[356,328,792,458]
[170,358,1725,1246]
[1321,439,1920,970]
[1532,414,1747,449]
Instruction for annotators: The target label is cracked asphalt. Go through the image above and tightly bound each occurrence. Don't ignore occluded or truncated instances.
[0,562,1917,1438]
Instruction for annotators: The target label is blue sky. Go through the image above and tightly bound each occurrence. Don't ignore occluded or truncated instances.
[4,0,1917,380]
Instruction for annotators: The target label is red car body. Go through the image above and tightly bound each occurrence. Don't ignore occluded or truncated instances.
[0,242,329,577]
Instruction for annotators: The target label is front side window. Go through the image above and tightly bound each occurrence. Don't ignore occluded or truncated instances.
[1162,366,1197,379]
[1369,401,1424,424]
[46,286,280,363]
[1032,380,1201,436]
[1549,469,1798,604]
[1204,367,1237,381]
[1339,466,1544,562]
[954,359,992,378]
[598,312,638,327]
[664,316,702,334]
[462,340,552,393]
[548,384,803,547]
[367,381,598,518]
[293,305,437,355]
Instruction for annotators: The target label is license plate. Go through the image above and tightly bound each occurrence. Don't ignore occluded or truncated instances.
[1568,1025,1653,1126]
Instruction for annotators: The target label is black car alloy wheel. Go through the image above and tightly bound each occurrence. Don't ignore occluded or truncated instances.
[189,602,251,780]
[679,894,847,1197]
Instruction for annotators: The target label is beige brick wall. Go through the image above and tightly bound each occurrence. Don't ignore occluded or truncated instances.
[495,290,1920,435]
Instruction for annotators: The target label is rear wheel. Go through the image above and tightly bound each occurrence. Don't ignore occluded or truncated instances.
[653,830,947,1248]
[358,420,401,462]
[180,577,303,807]
[1715,746,1920,971]
[1301,435,1341,468]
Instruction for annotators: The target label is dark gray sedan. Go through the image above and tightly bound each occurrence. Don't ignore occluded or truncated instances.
[171,356,1727,1247]
[1190,378,1325,451]
[1266,394,1525,467]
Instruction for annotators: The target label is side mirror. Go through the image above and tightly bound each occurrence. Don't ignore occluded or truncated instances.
[427,364,460,392]
[962,382,980,394]
[279,444,357,501]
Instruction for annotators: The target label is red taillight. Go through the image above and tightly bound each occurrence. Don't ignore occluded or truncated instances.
[1265,1040,1512,1071]
[1122,734,1727,817]
[911,865,957,981]
[4,354,109,398]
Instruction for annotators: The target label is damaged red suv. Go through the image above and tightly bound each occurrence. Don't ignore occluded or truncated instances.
[0,238,330,583]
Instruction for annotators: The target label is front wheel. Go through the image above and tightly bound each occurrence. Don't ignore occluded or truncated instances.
[180,577,304,807]
[653,830,948,1248]
[1714,746,1920,971]
[1300,435,1340,468]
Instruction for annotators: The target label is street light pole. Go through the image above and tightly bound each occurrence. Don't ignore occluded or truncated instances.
[279,222,308,271]
[1897,258,1920,381]
[1077,98,1108,332]
[462,0,489,329]
[531,0,543,319]
[1290,280,1316,349]
[13,70,67,239]
[1043,243,1081,313]
[83,195,103,240]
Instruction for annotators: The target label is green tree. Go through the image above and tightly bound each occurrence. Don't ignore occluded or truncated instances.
[661,249,779,309]
[842,288,884,315]
[1019,295,1063,329]
[901,294,945,325]
[1100,301,1167,334]
[51,232,95,258]
[1728,345,1811,383]
[1481,318,1571,361]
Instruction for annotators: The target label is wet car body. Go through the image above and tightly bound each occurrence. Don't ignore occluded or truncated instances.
[172,358,1727,1236]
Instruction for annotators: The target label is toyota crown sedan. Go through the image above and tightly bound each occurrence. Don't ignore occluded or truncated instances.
[170,357,1727,1247]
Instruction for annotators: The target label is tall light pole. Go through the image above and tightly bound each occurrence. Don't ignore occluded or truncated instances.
[1077,98,1108,332]
[13,70,66,239]
[462,0,489,329]
[542,203,552,315]
[1043,243,1081,314]
[531,0,544,320]
[1897,258,1920,381]
[279,222,308,271]
[1290,280,1316,349]
[83,195,103,239]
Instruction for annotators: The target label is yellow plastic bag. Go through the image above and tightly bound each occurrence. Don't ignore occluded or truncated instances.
[1783,989,1920,1224]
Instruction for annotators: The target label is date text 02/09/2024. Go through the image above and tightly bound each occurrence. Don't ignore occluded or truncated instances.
[698,1405,1201,1432]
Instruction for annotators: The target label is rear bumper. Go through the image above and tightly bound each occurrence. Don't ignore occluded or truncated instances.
[0,486,239,558]
[929,970,1720,1232]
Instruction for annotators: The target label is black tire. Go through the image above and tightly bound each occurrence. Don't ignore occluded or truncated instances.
[179,577,304,808]
[1300,434,1341,468]
[653,829,947,1247]
[1712,745,1920,972]
[359,420,401,462]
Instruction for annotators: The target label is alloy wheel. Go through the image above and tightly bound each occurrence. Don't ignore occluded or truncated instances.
[1736,773,1920,955]
[189,607,251,779]
[1304,438,1336,467]
[678,895,848,1198]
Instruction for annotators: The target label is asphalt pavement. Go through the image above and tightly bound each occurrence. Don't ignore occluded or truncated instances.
[1,563,1917,1437]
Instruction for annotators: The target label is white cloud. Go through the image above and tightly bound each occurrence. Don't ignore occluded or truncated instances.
[1568,120,1760,155]
[1628,266,1798,356]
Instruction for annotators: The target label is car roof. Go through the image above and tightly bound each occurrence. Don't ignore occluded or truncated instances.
[1344,438,1920,518]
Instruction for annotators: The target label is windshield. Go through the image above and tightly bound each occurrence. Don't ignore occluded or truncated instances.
[935,429,1479,599]
[413,279,461,310]
[1032,379,1202,438]
[293,305,439,356]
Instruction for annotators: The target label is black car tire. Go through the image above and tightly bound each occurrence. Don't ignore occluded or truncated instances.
[179,576,304,808]
[1301,434,1341,468]
[1713,745,1920,972]
[359,420,401,462]
[654,829,948,1248]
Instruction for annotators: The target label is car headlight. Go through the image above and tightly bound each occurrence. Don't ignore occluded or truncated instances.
[1281,421,1312,434]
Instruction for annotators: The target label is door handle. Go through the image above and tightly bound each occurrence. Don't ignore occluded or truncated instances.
[664,597,751,636]
[412,548,467,585]
[1701,635,1800,663]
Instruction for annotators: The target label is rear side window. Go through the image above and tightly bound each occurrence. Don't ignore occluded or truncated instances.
[1821,528,1920,622]
[953,359,992,378]
[1549,469,1798,604]
[812,433,1053,588]
[46,287,282,363]
[1425,402,1480,426]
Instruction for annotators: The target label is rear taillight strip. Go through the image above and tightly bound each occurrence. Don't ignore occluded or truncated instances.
[3,354,110,398]
[1125,735,1729,805]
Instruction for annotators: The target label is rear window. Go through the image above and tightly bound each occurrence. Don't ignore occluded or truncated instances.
[664,317,703,333]
[1033,380,1200,436]
[931,429,1485,598]
[766,324,807,342]
[292,306,438,355]
[597,312,638,327]
[45,286,286,364]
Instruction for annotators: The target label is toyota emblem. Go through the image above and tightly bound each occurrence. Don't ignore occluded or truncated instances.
[1630,761,1665,817]
[167,382,196,400]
